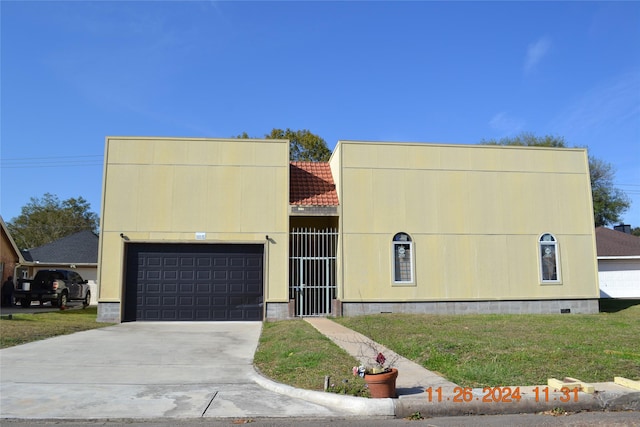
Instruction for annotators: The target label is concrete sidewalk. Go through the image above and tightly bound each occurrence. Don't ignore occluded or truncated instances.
[301,317,640,418]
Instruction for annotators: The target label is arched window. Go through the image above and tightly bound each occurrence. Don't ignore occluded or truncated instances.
[539,233,561,283]
[392,232,414,284]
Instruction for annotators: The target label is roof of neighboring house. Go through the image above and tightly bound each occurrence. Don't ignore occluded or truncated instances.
[595,226,640,257]
[290,162,339,206]
[23,230,99,264]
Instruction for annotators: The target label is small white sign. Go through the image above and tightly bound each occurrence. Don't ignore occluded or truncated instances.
[195,232,206,240]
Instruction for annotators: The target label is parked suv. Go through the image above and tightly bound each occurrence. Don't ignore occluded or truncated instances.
[14,269,91,308]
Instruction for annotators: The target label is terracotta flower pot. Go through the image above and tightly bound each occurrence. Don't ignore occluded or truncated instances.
[364,368,398,398]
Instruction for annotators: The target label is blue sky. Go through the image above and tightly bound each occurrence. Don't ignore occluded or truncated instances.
[1,1,639,228]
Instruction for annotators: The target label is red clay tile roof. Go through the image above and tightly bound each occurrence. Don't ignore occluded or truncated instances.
[595,226,640,257]
[290,162,339,206]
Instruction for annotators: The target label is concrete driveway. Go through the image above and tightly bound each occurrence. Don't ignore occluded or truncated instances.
[0,322,346,419]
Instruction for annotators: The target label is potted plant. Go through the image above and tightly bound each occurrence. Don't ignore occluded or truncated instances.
[353,352,398,398]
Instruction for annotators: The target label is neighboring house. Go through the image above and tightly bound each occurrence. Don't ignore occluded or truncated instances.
[21,230,99,305]
[596,226,640,298]
[0,216,26,285]
[97,137,599,323]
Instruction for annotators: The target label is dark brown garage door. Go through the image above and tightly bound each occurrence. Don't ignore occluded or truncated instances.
[124,243,263,321]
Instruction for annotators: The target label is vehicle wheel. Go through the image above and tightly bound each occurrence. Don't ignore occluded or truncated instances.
[59,292,68,308]
[21,298,31,308]
[83,291,91,308]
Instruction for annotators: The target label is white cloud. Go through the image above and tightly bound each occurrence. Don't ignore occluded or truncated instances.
[524,37,551,73]
[489,112,525,135]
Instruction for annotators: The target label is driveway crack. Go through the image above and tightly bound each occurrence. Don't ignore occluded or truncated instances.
[201,390,218,417]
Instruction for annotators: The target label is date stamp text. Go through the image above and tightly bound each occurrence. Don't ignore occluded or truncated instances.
[424,386,580,403]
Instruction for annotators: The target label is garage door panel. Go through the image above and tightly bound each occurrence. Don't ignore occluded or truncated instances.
[213,270,228,280]
[196,296,210,305]
[229,284,245,293]
[212,311,228,320]
[195,310,211,320]
[145,296,161,305]
[145,283,161,292]
[179,310,195,320]
[178,296,193,305]
[212,296,227,305]
[163,283,177,293]
[124,243,264,321]
[178,283,194,292]
[197,271,211,280]
[213,283,228,293]
[198,258,213,267]
[229,271,245,280]
[163,271,178,280]
[180,257,195,267]
[246,284,261,293]
[162,311,176,320]
[229,311,244,320]
[143,310,160,320]
[213,258,228,267]
[162,296,177,305]
[246,270,261,280]
[147,257,162,267]
[164,257,178,267]
[180,271,194,280]
[246,258,261,267]
[229,257,246,267]
[196,283,212,293]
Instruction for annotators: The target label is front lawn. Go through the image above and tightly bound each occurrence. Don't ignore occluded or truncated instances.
[254,319,369,396]
[256,300,640,390]
[0,307,112,349]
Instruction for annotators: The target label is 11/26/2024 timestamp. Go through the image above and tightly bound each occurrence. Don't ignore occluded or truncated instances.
[425,386,580,403]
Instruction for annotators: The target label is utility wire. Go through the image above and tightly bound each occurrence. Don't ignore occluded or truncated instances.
[0,155,103,169]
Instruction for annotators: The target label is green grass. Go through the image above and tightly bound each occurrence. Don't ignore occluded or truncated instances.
[254,320,369,396]
[334,300,640,387]
[255,300,640,391]
[0,307,112,349]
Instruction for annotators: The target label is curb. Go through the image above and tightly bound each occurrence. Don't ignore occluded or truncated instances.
[249,368,395,416]
[251,372,640,418]
[395,390,640,418]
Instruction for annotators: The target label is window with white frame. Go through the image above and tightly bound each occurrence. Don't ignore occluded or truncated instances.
[393,232,414,284]
[539,233,560,283]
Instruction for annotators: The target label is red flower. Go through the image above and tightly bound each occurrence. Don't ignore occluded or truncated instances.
[375,352,386,366]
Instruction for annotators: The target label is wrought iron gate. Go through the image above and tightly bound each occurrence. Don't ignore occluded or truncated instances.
[289,227,338,317]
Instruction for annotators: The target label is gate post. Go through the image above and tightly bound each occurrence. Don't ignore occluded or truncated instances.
[288,299,296,318]
[332,299,343,317]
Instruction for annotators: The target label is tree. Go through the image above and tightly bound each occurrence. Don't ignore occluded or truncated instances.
[235,128,331,161]
[7,193,99,250]
[589,157,631,227]
[481,132,568,148]
[480,132,630,227]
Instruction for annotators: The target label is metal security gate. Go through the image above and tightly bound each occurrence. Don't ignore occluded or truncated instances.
[289,228,337,317]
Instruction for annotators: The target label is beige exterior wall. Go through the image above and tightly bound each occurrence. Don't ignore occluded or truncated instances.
[334,141,599,302]
[98,137,290,310]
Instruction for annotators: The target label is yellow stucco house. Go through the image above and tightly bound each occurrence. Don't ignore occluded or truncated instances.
[97,137,599,322]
